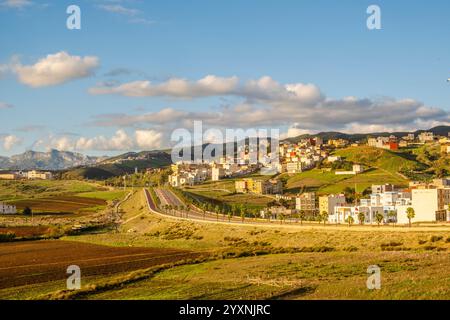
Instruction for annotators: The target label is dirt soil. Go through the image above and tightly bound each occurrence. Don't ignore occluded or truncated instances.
[0,240,203,289]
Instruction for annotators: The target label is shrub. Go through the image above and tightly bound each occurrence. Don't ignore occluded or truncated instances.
[430,235,443,242]
[0,232,16,242]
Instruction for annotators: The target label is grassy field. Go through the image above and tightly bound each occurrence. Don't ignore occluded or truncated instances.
[35,190,449,300]
[282,146,414,194]
[0,180,126,215]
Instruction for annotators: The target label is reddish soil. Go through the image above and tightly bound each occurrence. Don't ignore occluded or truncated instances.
[0,226,51,237]
[0,240,202,289]
[11,196,106,213]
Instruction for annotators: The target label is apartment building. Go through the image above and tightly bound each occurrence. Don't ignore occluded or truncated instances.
[395,188,450,224]
[235,178,283,195]
[319,194,346,215]
[295,192,317,217]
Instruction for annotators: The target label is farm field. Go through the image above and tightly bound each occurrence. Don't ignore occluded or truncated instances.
[0,180,127,218]
[0,240,202,299]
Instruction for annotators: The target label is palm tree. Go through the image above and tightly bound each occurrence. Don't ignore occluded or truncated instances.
[358,212,365,225]
[317,214,323,225]
[278,213,285,225]
[375,213,384,227]
[406,207,415,228]
[299,210,305,225]
[321,211,328,225]
[346,216,354,227]
[387,210,396,227]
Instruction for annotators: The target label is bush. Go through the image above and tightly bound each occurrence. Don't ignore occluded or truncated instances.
[22,206,32,216]
[430,235,443,242]
[0,232,16,242]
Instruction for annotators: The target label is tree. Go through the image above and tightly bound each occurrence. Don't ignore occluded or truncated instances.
[375,213,384,227]
[406,207,415,228]
[316,214,323,225]
[299,210,305,225]
[278,213,285,225]
[321,211,328,225]
[358,212,365,225]
[23,206,32,216]
[346,216,354,227]
[387,210,397,227]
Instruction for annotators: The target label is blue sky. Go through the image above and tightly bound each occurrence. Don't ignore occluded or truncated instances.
[1,0,450,156]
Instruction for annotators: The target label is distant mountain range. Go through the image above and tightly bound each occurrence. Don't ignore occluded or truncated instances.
[0,150,105,171]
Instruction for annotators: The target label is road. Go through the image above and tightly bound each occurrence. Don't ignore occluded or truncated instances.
[150,188,278,225]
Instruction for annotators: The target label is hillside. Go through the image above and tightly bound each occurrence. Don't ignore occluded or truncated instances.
[334,146,426,174]
[282,146,428,195]
[284,125,450,144]
[63,151,172,179]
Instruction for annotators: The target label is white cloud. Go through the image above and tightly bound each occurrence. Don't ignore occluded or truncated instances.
[13,51,99,87]
[2,135,22,151]
[135,129,163,149]
[98,4,139,16]
[1,0,32,8]
[41,129,164,152]
[89,75,239,98]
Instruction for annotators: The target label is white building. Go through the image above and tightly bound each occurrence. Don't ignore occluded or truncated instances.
[212,167,225,181]
[0,202,17,214]
[396,188,450,224]
[26,170,53,180]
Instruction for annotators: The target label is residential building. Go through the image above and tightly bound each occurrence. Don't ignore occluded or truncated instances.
[418,132,434,143]
[235,178,283,195]
[396,188,450,223]
[286,161,302,173]
[211,167,225,181]
[372,184,394,194]
[0,202,17,214]
[295,192,317,216]
[26,170,52,180]
[319,194,346,215]
[0,173,19,180]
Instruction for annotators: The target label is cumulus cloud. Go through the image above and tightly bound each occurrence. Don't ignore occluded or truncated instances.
[135,129,163,149]
[41,129,164,152]
[89,75,240,98]
[12,51,99,87]
[88,75,450,137]
[1,135,22,151]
